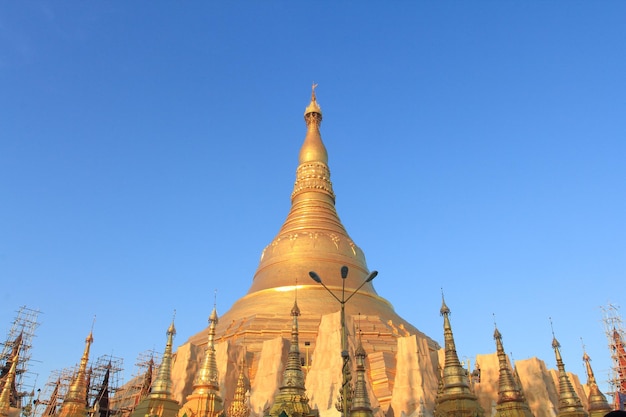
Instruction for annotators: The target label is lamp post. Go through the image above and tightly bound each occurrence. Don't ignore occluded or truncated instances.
[309,266,378,417]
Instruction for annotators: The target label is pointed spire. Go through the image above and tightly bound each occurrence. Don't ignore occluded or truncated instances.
[550,323,588,417]
[581,344,611,417]
[0,335,20,417]
[294,84,332,200]
[300,83,326,164]
[492,325,534,417]
[350,328,373,417]
[439,293,460,372]
[512,361,528,404]
[267,296,312,417]
[434,294,484,417]
[228,358,251,417]
[150,319,176,399]
[131,317,180,417]
[57,330,94,417]
[179,304,225,417]
[304,83,322,119]
[93,362,111,417]
[192,306,221,394]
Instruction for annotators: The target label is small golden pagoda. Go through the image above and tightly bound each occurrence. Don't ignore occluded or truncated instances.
[56,331,93,417]
[131,321,181,417]
[551,336,587,417]
[227,361,250,417]
[350,330,373,417]
[179,307,224,417]
[266,300,316,417]
[0,335,21,417]
[492,327,534,417]
[582,350,611,417]
[433,297,484,417]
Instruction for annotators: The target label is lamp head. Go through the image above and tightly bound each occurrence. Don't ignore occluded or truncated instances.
[309,271,322,283]
[366,270,378,282]
[341,266,349,279]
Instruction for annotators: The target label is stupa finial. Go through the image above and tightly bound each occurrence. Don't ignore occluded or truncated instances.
[304,82,322,118]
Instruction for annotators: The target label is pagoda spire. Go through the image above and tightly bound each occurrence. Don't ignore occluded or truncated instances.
[57,330,94,417]
[246,85,376,300]
[192,306,221,393]
[267,298,314,417]
[227,359,251,417]
[492,326,534,417]
[582,347,611,417]
[93,362,111,417]
[551,329,588,417]
[513,364,528,404]
[434,294,484,417]
[151,320,176,399]
[299,83,327,167]
[179,306,224,417]
[0,335,20,417]
[131,318,181,417]
[350,328,373,417]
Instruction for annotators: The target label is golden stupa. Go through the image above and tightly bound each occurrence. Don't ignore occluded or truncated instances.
[184,85,439,414]
[190,85,436,343]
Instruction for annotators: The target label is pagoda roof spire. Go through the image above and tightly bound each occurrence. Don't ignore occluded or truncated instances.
[434,294,484,417]
[550,321,587,417]
[131,317,181,417]
[492,324,533,417]
[267,295,313,417]
[57,330,94,417]
[180,304,224,417]
[191,305,221,395]
[150,318,176,399]
[304,83,322,118]
[351,327,373,417]
[581,343,611,417]
[228,357,251,417]
[299,83,327,167]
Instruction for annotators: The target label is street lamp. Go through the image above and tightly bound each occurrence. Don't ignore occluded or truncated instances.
[308,266,378,417]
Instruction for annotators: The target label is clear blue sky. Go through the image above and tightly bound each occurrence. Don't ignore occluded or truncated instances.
[1,1,625,399]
